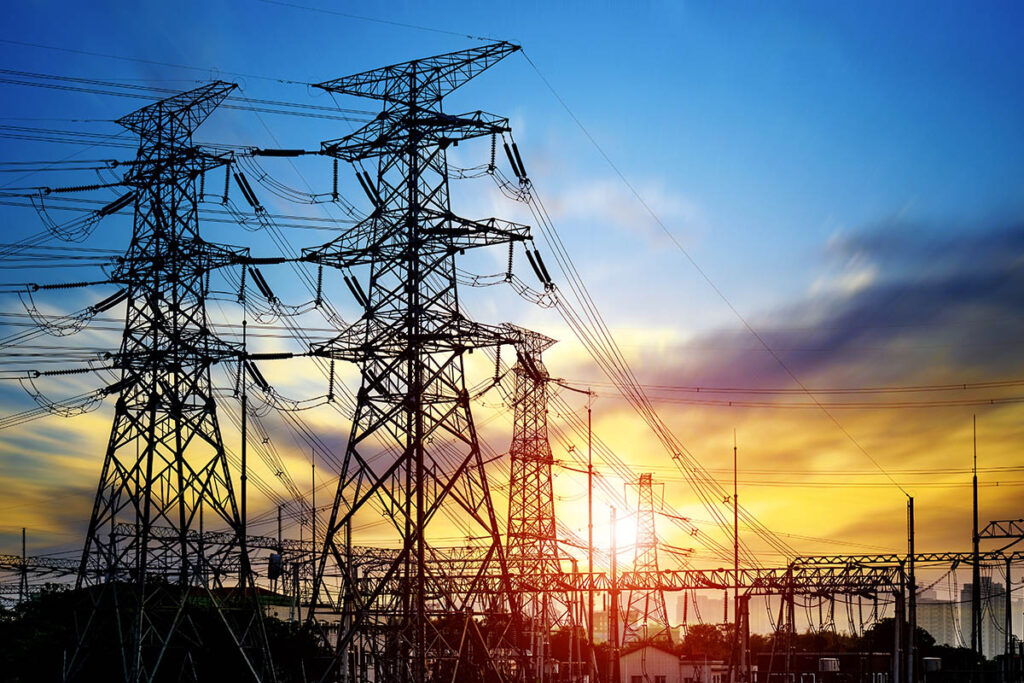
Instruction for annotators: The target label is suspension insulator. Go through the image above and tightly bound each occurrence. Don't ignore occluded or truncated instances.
[222,163,231,203]
[506,241,514,280]
[327,359,335,403]
[332,158,339,201]
[315,264,324,307]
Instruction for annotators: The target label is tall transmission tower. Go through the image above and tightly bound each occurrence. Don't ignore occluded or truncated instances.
[505,329,576,677]
[70,82,272,682]
[303,42,534,681]
[622,473,672,648]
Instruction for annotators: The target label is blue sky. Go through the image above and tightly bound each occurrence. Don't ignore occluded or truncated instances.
[2,1,1024,577]
[5,1,1022,321]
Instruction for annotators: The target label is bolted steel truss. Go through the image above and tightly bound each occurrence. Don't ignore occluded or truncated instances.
[622,473,672,648]
[504,328,578,676]
[68,82,273,683]
[301,41,533,682]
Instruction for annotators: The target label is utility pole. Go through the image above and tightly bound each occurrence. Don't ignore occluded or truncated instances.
[588,392,596,683]
[610,506,620,683]
[19,528,26,604]
[973,415,982,661]
[240,320,248,588]
[1006,556,1013,683]
[311,449,316,577]
[908,497,916,683]
[732,431,740,683]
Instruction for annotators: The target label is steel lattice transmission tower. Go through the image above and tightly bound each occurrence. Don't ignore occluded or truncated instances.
[71,82,271,683]
[505,330,576,674]
[303,42,533,681]
[622,473,672,648]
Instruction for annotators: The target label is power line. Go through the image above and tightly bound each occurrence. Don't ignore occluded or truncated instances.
[0,37,306,85]
[256,0,495,42]
[558,376,1024,396]
[520,48,912,499]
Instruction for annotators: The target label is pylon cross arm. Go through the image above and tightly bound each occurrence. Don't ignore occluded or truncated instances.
[314,42,519,105]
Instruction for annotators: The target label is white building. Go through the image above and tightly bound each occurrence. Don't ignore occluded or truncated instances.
[620,644,729,683]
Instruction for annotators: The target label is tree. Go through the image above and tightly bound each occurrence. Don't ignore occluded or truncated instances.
[858,617,935,653]
[0,584,330,682]
[682,623,730,659]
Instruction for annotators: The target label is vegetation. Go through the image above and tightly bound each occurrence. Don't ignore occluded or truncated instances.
[0,584,331,683]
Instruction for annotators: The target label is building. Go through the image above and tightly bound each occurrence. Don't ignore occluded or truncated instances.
[619,644,729,683]
[593,609,610,644]
[677,592,728,627]
[961,577,1009,660]
[917,588,960,647]
[753,651,890,682]
[621,644,682,683]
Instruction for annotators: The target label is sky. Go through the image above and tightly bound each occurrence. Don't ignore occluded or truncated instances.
[1,1,1023,607]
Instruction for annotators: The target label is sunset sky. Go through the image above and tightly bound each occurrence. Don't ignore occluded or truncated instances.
[1,1,1023,609]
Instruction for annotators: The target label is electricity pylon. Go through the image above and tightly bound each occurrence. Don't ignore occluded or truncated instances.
[505,329,576,677]
[70,82,272,682]
[303,42,533,682]
[622,473,672,648]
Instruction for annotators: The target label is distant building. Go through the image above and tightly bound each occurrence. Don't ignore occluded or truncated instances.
[676,592,728,629]
[593,610,609,644]
[961,577,1009,660]
[917,588,960,647]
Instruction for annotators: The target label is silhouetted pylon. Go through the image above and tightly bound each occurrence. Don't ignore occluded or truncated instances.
[622,472,672,648]
[505,327,575,676]
[303,41,531,682]
[69,81,272,683]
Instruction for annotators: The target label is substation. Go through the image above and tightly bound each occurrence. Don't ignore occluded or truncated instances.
[0,42,1021,683]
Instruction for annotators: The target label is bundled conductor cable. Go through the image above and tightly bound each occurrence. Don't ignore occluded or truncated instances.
[250,148,307,157]
[245,360,271,392]
[247,267,276,302]
[233,171,262,211]
[525,247,553,286]
[343,274,369,308]
[503,140,524,179]
[89,288,128,313]
[533,249,553,283]
[98,191,136,216]
[355,170,384,209]
[511,141,528,178]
